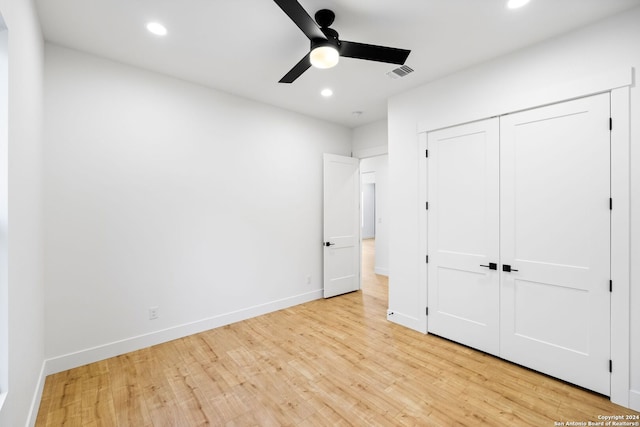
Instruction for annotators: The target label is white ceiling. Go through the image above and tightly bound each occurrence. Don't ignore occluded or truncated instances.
[36,0,640,128]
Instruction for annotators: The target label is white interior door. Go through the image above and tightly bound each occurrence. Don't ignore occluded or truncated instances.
[427,119,500,356]
[500,93,611,395]
[323,154,360,298]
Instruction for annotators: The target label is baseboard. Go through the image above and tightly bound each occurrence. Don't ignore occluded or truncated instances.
[374,267,389,276]
[26,361,47,427]
[44,289,322,376]
[386,310,424,332]
[630,389,640,412]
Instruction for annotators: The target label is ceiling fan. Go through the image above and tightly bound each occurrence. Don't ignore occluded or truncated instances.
[273,0,411,83]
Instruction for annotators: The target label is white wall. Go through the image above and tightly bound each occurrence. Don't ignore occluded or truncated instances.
[360,155,389,276]
[388,6,640,410]
[352,119,388,158]
[0,0,45,425]
[0,18,8,405]
[43,44,352,372]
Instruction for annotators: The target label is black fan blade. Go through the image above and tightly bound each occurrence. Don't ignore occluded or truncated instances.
[279,53,311,83]
[273,0,326,41]
[340,41,410,65]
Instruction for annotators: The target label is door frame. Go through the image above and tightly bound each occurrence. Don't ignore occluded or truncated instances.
[361,179,376,239]
[418,85,631,407]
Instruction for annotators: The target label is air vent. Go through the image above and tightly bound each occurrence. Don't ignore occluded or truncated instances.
[387,65,414,79]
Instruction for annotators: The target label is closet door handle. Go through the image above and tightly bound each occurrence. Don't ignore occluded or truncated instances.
[324,242,335,247]
[502,264,519,272]
[480,263,497,270]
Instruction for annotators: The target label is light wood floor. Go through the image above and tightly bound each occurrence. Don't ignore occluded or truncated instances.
[36,239,638,426]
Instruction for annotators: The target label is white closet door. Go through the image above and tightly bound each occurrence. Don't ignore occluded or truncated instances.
[500,93,611,395]
[427,118,500,356]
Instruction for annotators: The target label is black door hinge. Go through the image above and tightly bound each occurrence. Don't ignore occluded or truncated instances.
[610,118,613,131]
[609,360,613,373]
[610,280,613,293]
[426,307,429,316]
[425,202,429,210]
[425,255,429,263]
[610,198,613,210]
[425,149,429,158]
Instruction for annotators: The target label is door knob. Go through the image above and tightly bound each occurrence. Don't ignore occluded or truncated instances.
[502,264,519,272]
[324,242,335,247]
[480,263,498,270]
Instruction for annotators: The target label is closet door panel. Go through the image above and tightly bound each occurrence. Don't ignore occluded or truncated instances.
[427,118,500,356]
[500,93,611,395]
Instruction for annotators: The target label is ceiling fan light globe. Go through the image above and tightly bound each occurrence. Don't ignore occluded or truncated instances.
[310,46,339,69]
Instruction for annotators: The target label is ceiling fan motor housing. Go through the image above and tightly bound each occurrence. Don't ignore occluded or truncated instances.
[314,9,335,28]
[311,33,339,52]
[312,10,340,52]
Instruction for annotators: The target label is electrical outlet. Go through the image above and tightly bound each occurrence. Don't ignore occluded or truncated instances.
[306,275,312,285]
[149,306,159,320]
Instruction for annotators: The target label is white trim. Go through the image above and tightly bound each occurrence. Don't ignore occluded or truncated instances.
[417,67,633,134]
[44,290,322,375]
[417,132,428,334]
[630,390,640,412]
[26,362,46,427]
[417,69,633,409]
[610,86,631,408]
[358,161,363,293]
[387,311,422,331]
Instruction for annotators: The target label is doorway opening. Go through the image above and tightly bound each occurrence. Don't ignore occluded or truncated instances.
[359,155,388,284]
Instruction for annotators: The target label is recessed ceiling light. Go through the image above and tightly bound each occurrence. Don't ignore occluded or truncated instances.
[146,22,167,36]
[321,88,333,97]
[507,0,530,9]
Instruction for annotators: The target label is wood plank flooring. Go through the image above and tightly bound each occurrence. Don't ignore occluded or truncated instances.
[36,239,639,426]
